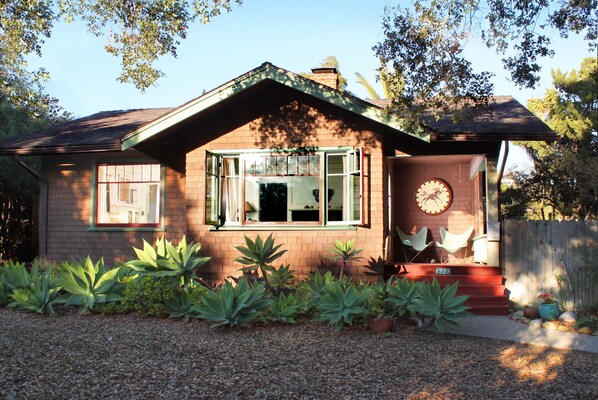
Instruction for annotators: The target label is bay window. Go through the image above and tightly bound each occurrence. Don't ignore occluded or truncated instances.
[205,149,363,227]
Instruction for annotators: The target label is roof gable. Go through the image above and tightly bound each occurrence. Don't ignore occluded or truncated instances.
[120,62,425,150]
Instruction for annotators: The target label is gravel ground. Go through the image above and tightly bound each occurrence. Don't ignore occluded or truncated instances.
[1,308,597,400]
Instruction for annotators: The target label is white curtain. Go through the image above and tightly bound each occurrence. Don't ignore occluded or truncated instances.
[222,158,239,223]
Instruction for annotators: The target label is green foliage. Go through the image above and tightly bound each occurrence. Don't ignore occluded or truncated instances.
[504,57,597,221]
[197,277,271,328]
[6,262,60,315]
[409,278,471,334]
[1,1,243,94]
[327,238,363,279]
[362,282,393,318]
[297,270,336,312]
[127,236,211,288]
[234,234,287,284]
[386,277,423,317]
[118,276,178,317]
[266,292,303,324]
[373,0,596,122]
[0,261,31,294]
[54,257,122,314]
[315,282,368,330]
[267,264,295,296]
[164,287,207,323]
[574,315,598,332]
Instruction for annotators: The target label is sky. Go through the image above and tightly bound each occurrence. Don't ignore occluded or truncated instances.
[27,0,594,170]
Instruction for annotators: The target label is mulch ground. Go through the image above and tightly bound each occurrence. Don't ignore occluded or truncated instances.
[1,308,596,399]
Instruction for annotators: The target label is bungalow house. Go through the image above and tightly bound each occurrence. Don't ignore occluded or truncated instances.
[0,63,554,312]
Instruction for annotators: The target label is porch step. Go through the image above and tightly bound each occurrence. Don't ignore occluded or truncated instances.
[388,263,509,316]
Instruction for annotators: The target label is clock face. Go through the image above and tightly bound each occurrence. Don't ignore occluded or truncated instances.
[415,179,453,215]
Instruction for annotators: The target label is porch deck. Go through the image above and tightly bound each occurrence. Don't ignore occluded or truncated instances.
[385,263,509,315]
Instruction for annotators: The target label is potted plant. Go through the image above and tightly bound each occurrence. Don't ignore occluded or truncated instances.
[364,284,394,333]
[537,290,560,320]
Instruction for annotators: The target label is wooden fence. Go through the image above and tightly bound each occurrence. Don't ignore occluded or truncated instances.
[503,220,598,311]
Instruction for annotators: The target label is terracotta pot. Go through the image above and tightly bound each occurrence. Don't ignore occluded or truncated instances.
[523,306,539,319]
[368,317,394,333]
[539,303,560,321]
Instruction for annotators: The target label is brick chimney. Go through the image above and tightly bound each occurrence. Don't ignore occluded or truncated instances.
[310,67,339,90]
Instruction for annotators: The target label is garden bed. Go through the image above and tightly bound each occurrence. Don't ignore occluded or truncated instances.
[1,309,597,400]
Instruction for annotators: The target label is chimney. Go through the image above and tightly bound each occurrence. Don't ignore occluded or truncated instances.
[310,67,339,90]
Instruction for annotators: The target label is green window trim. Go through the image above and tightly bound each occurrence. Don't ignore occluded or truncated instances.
[90,161,166,231]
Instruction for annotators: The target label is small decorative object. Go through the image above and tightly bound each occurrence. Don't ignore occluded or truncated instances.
[523,306,539,319]
[368,317,393,333]
[415,178,453,215]
[537,290,559,321]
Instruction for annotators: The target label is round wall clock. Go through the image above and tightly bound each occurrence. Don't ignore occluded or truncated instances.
[415,179,453,215]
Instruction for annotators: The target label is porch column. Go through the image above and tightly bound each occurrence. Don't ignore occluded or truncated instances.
[486,158,500,266]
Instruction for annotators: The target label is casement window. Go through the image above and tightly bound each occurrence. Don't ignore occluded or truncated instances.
[95,163,162,227]
[205,149,363,227]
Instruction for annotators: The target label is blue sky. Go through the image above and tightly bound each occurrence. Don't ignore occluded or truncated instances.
[28,0,593,168]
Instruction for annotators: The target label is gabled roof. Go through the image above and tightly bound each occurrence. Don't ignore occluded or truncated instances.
[0,62,555,157]
[120,62,420,150]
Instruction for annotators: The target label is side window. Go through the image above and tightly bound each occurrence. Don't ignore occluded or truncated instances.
[95,163,161,227]
[205,151,221,225]
[326,149,363,225]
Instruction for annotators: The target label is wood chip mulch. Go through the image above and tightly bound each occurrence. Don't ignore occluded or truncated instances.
[1,308,596,399]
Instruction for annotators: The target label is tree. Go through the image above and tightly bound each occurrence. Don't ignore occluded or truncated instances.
[502,57,597,221]
[0,0,243,98]
[373,0,597,121]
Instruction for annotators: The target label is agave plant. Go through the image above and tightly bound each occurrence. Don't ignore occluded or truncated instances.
[327,238,363,280]
[266,292,303,324]
[315,282,368,330]
[409,278,472,334]
[297,270,336,312]
[127,236,211,288]
[164,287,206,323]
[197,277,272,328]
[55,257,122,314]
[386,277,423,317]
[7,263,60,315]
[1,261,31,295]
[267,264,296,296]
[234,234,287,284]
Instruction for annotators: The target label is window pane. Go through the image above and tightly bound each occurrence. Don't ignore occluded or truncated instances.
[266,156,276,175]
[328,154,344,174]
[298,156,309,175]
[288,156,297,175]
[327,175,344,221]
[310,156,320,175]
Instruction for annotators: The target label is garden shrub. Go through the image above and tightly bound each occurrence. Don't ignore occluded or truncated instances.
[118,276,178,317]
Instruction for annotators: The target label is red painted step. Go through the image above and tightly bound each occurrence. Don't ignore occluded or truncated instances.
[388,263,510,315]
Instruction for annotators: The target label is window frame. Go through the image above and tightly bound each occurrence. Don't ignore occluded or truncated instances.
[90,161,165,231]
[205,148,363,229]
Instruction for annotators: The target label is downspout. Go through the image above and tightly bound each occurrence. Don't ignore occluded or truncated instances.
[497,141,509,186]
[14,155,47,258]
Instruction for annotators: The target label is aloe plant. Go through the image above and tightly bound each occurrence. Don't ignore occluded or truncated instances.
[386,277,424,317]
[327,238,363,280]
[409,278,472,334]
[266,292,303,324]
[315,282,368,330]
[127,236,211,288]
[234,234,287,284]
[55,257,122,313]
[297,270,336,311]
[7,263,60,315]
[197,277,272,328]
[164,287,206,322]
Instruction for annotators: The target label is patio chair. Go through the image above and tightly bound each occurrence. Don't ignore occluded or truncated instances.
[396,226,433,262]
[435,226,474,262]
